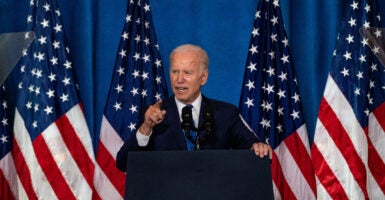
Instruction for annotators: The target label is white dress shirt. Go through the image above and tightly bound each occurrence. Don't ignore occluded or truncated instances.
[136,94,202,146]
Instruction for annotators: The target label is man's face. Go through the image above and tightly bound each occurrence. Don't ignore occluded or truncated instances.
[169,51,208,104]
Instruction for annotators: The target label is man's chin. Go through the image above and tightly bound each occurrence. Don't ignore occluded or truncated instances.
[175,95,189,103]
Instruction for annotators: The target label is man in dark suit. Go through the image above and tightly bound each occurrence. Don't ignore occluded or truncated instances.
[116,44,271,172]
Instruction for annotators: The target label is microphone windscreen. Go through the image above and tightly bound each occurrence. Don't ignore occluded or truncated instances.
[181,105,193,131]
[203,106,212,121]
[182,106,192,121]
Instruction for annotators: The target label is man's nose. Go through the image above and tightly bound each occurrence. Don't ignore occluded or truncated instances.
[177,73,184,82]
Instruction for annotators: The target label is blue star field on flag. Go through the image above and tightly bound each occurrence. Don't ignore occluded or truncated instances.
[0,86,11,161]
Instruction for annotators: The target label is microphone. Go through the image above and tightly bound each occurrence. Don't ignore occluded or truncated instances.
[202,105,214,136]
[181,105,194,140]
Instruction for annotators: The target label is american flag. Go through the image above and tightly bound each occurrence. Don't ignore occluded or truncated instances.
[5,0,97,199]
[94,0,168,198]
[238,0,316,199]
[311,0,385,199]
[0,86,14,200]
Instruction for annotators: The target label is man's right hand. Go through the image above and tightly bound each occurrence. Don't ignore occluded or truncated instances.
[139,100,166,135]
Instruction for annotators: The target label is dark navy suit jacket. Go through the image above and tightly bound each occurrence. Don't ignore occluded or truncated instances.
[116,96,260,171]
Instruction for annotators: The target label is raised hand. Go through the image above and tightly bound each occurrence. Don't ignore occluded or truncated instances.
[139,100,166,135]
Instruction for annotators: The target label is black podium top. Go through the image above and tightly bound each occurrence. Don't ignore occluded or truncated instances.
[125,150,273,200]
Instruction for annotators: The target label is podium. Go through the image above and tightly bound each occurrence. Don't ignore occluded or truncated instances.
[125,150,273,200]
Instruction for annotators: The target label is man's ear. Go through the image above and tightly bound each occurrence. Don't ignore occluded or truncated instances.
[201,70,208,86]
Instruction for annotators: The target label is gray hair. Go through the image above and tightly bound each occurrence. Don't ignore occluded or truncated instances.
[170,44,209,71]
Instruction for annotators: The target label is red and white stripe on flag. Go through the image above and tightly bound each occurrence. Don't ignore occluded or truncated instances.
[271,124,316,200]
[312,76,385,199]
[0,153,18,199]
[8,104,97,199]
[93,116,125,199]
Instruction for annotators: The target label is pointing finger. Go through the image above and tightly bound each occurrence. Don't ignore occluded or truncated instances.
[153,100,163,109]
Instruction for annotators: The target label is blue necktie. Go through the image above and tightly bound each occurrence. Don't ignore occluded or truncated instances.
[183,104,196,151]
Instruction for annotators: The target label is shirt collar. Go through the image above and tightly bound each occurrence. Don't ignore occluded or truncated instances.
[175,93,202,123]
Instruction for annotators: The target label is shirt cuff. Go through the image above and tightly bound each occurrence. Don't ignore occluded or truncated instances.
[136,130,151,146]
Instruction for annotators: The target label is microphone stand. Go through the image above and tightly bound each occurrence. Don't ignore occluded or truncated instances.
[181,104,215,151]
[195,128,200,150]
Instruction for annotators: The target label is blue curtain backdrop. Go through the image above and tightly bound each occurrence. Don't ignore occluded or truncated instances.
[1,0,384,147]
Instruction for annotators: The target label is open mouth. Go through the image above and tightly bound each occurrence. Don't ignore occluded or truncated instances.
[175,87,188,92]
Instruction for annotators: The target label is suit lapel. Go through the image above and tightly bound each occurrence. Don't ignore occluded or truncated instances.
[163,97,186,149]
[199,95,210,128]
